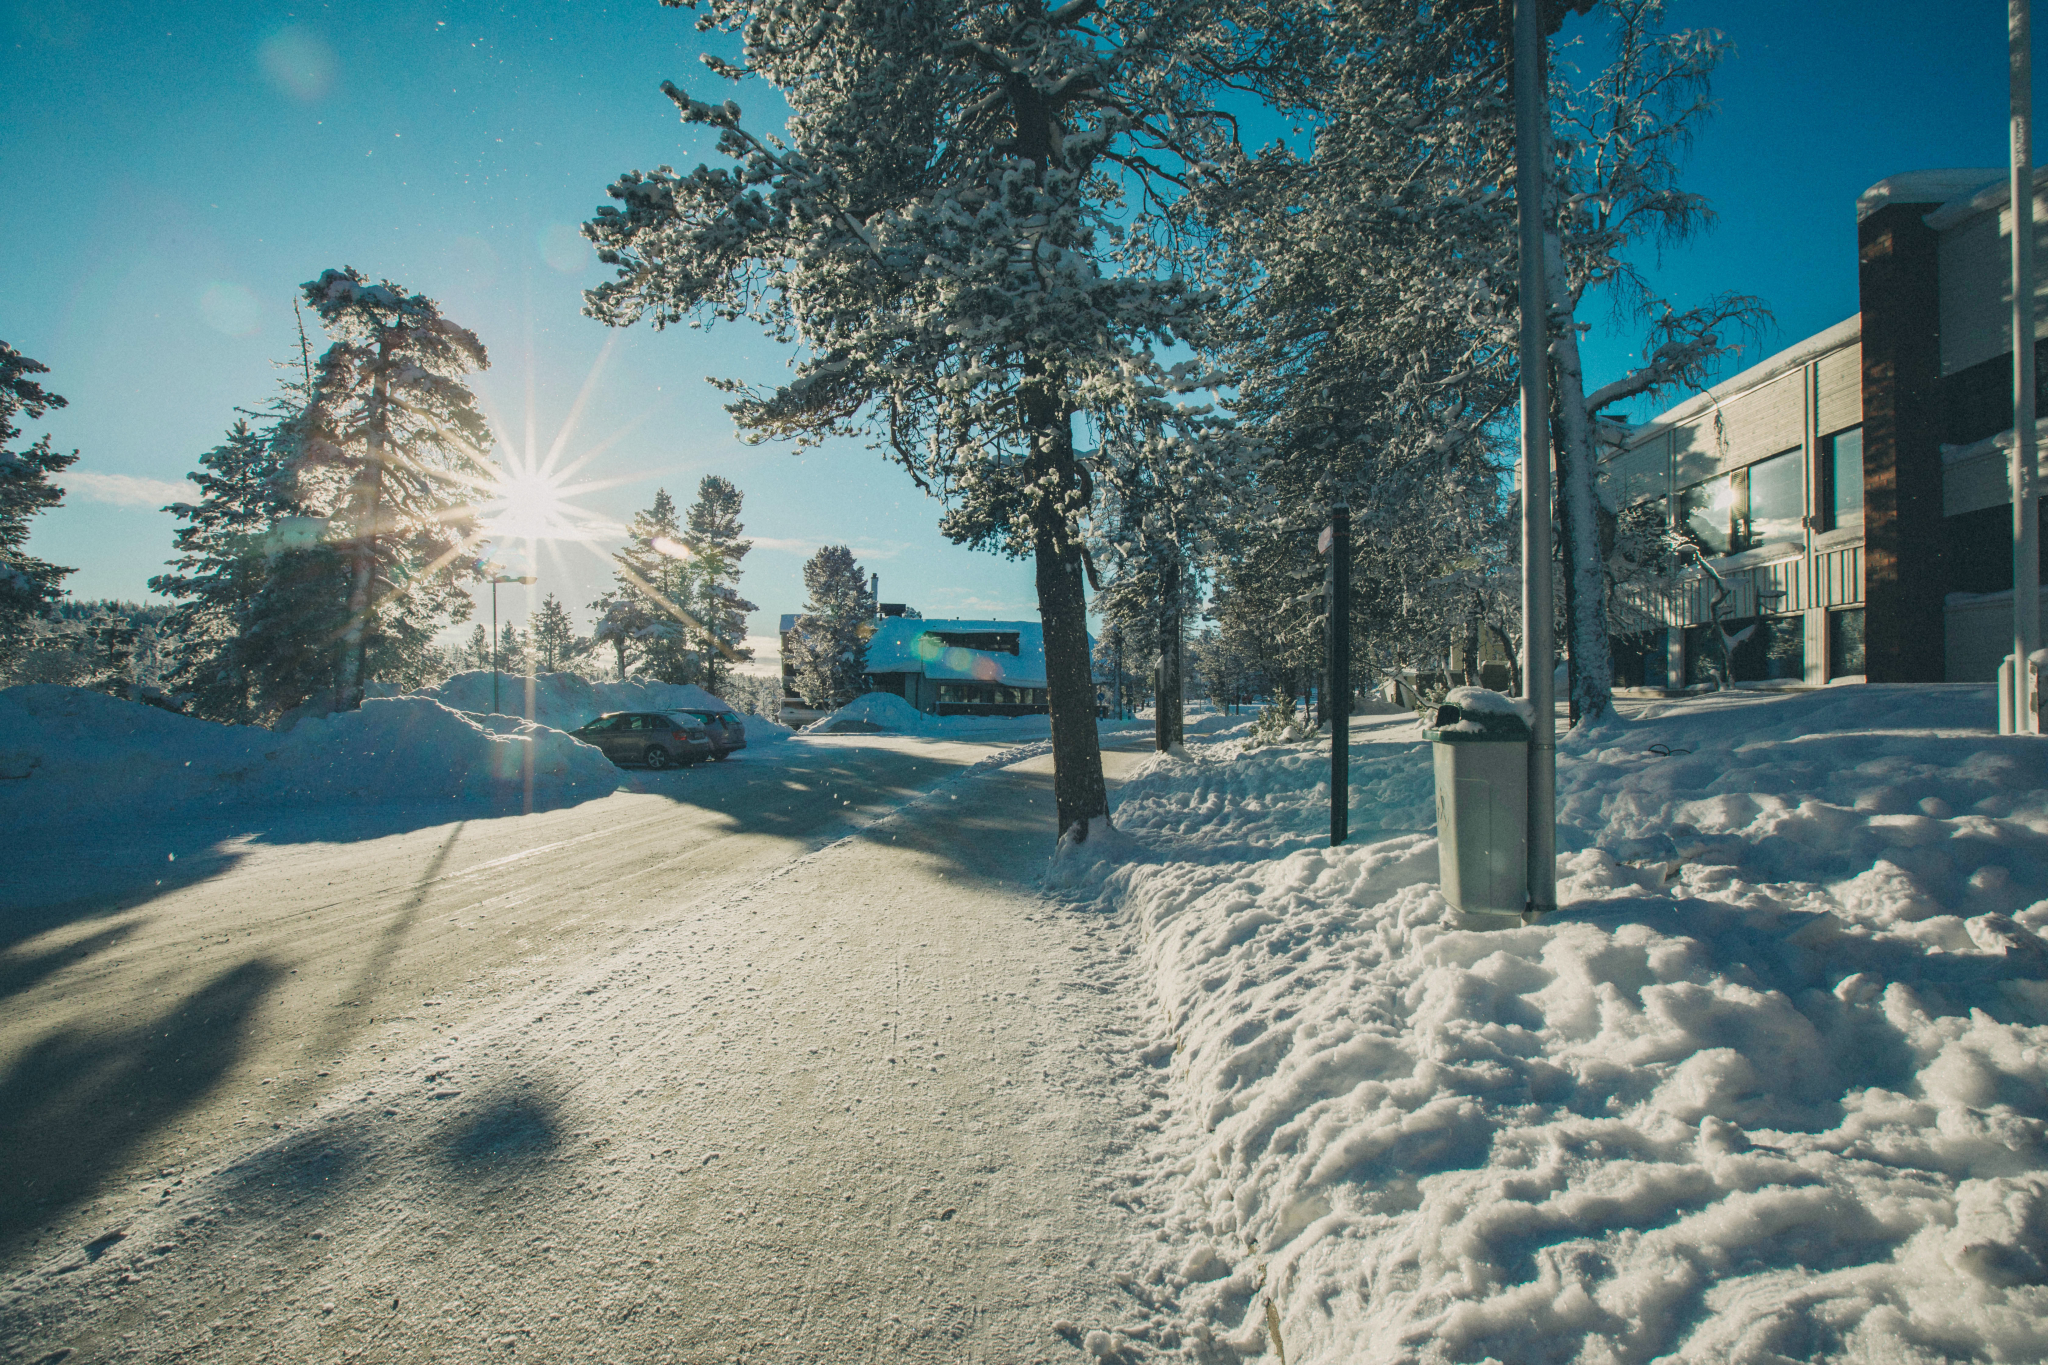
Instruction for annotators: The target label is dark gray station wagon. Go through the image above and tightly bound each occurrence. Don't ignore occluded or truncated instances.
[664,708,747,760]
[569,712,714,769]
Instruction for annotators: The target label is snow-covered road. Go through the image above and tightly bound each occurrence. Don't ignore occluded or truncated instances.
[2,733,1164,1363]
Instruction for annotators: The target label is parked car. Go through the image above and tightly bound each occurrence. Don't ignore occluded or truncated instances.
[663,708,747,760]
[568,712,713,769]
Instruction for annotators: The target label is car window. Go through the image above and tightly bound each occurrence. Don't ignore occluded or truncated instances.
[583,716,618,732]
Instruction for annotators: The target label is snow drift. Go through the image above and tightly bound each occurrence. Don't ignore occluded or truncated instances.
[1054,685,2048,1364]
[0,685,621,828]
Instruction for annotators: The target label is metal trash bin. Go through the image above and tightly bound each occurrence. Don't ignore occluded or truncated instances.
[1424,688,1530,918]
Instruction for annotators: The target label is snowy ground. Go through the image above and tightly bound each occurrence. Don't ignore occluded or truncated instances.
[12,683,2044,1364]
[1050,685,2048,1364]
[0,723,1167,1363]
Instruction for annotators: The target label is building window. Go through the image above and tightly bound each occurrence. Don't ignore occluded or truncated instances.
[1828,608,1866,679]
[1679,450,1805,557]
[1820,426,1863,531]
[1679,474,1738,556]
[1747,448,1804,550]
[1611,632,1665,689]
[1684,615,1804,685]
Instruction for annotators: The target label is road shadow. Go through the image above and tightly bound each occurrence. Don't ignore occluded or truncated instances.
[0,920,144,1004]
[0,957,283,1256]
[0,840,248,954]
[438,1088,566,1172]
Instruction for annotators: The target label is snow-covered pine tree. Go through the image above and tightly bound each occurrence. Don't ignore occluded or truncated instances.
[531,593,575,672]
[681,475,756,694]
[466,622,492,671]
[786,545,869,711]
[0,342,77,674]
[497,622,530,676]
[581,0,1265,837]
[152,418,303,723]
[294,268,493,712]
[586,588,644,680]
[1183,0,1523,719]
[610,488,700,683]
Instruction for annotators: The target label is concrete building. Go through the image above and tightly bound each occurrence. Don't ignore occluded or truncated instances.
[1598,166,2048,688]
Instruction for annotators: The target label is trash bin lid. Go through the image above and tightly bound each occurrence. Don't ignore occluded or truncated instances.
[1423,687,1532,743]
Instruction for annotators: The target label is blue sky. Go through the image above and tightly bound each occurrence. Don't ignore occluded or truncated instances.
[1,0,2038,657]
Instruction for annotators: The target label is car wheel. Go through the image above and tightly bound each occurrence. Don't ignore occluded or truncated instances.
[644,745,672,770]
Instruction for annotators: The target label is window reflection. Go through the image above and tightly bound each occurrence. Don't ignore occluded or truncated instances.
[1823,426,1863,529]
[1679,448,1806,557]
[1747,448,1804,548]
[1680,474,1736,555]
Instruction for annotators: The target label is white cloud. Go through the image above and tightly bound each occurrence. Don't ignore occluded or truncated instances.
[64,471,189,508]
[748,535,907,561]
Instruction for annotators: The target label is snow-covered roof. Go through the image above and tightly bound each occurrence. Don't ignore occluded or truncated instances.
[1924,164,2048,232]
[1618,314,1862,450]
[862,618,1051,687]
[1856,167,2004,222]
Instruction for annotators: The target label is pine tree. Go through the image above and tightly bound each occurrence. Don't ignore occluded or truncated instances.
[0,342,77,672]
[531,593,575,672]
[682,475,757,694]
[497,621,529,676]
[147,385,357,724]
[610,488,697,683]
[580,0,1263,837]
[786,545,869,710]
[466,622,491,671]
[587,587,643,681]
[294,268,493,712]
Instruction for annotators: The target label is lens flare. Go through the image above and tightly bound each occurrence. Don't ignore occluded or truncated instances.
[258,26,336,102]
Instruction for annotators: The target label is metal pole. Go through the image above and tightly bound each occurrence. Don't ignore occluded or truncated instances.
[2014,0,2039,731]
[492,579,501,716]
[1328,501,1351,846]
[1114,633,1123,720]
[1516,0,1558,915]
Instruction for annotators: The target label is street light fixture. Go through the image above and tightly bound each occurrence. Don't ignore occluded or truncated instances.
[490,573,537,716]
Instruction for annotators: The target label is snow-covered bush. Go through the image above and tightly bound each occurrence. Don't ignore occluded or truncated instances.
[1243,695,1308,750]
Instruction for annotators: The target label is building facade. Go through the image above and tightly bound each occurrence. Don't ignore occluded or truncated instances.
[1599,166,2048,688]
[859,617,1052,715]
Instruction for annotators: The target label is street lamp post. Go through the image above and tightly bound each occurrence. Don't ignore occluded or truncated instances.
[1516,0,1558,918]
[490,574,537,715]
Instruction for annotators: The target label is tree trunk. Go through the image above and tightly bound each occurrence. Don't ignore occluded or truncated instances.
[1544,248,1615,725]
[333,347,391,713]
[1155,564,1183,752]
[1024,402,1108,840]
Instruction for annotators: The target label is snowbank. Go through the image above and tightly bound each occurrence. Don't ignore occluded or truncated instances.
[379,671,726,726]
[372,672,792,744]
[1053,685,2048,1363]
[0,685,620,829]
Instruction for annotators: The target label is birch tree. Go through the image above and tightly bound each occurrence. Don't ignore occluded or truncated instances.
[1541,0,1763,722]
[581,0,1264,838]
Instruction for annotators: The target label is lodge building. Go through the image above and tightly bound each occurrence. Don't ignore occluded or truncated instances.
[1598,167,2048,688]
